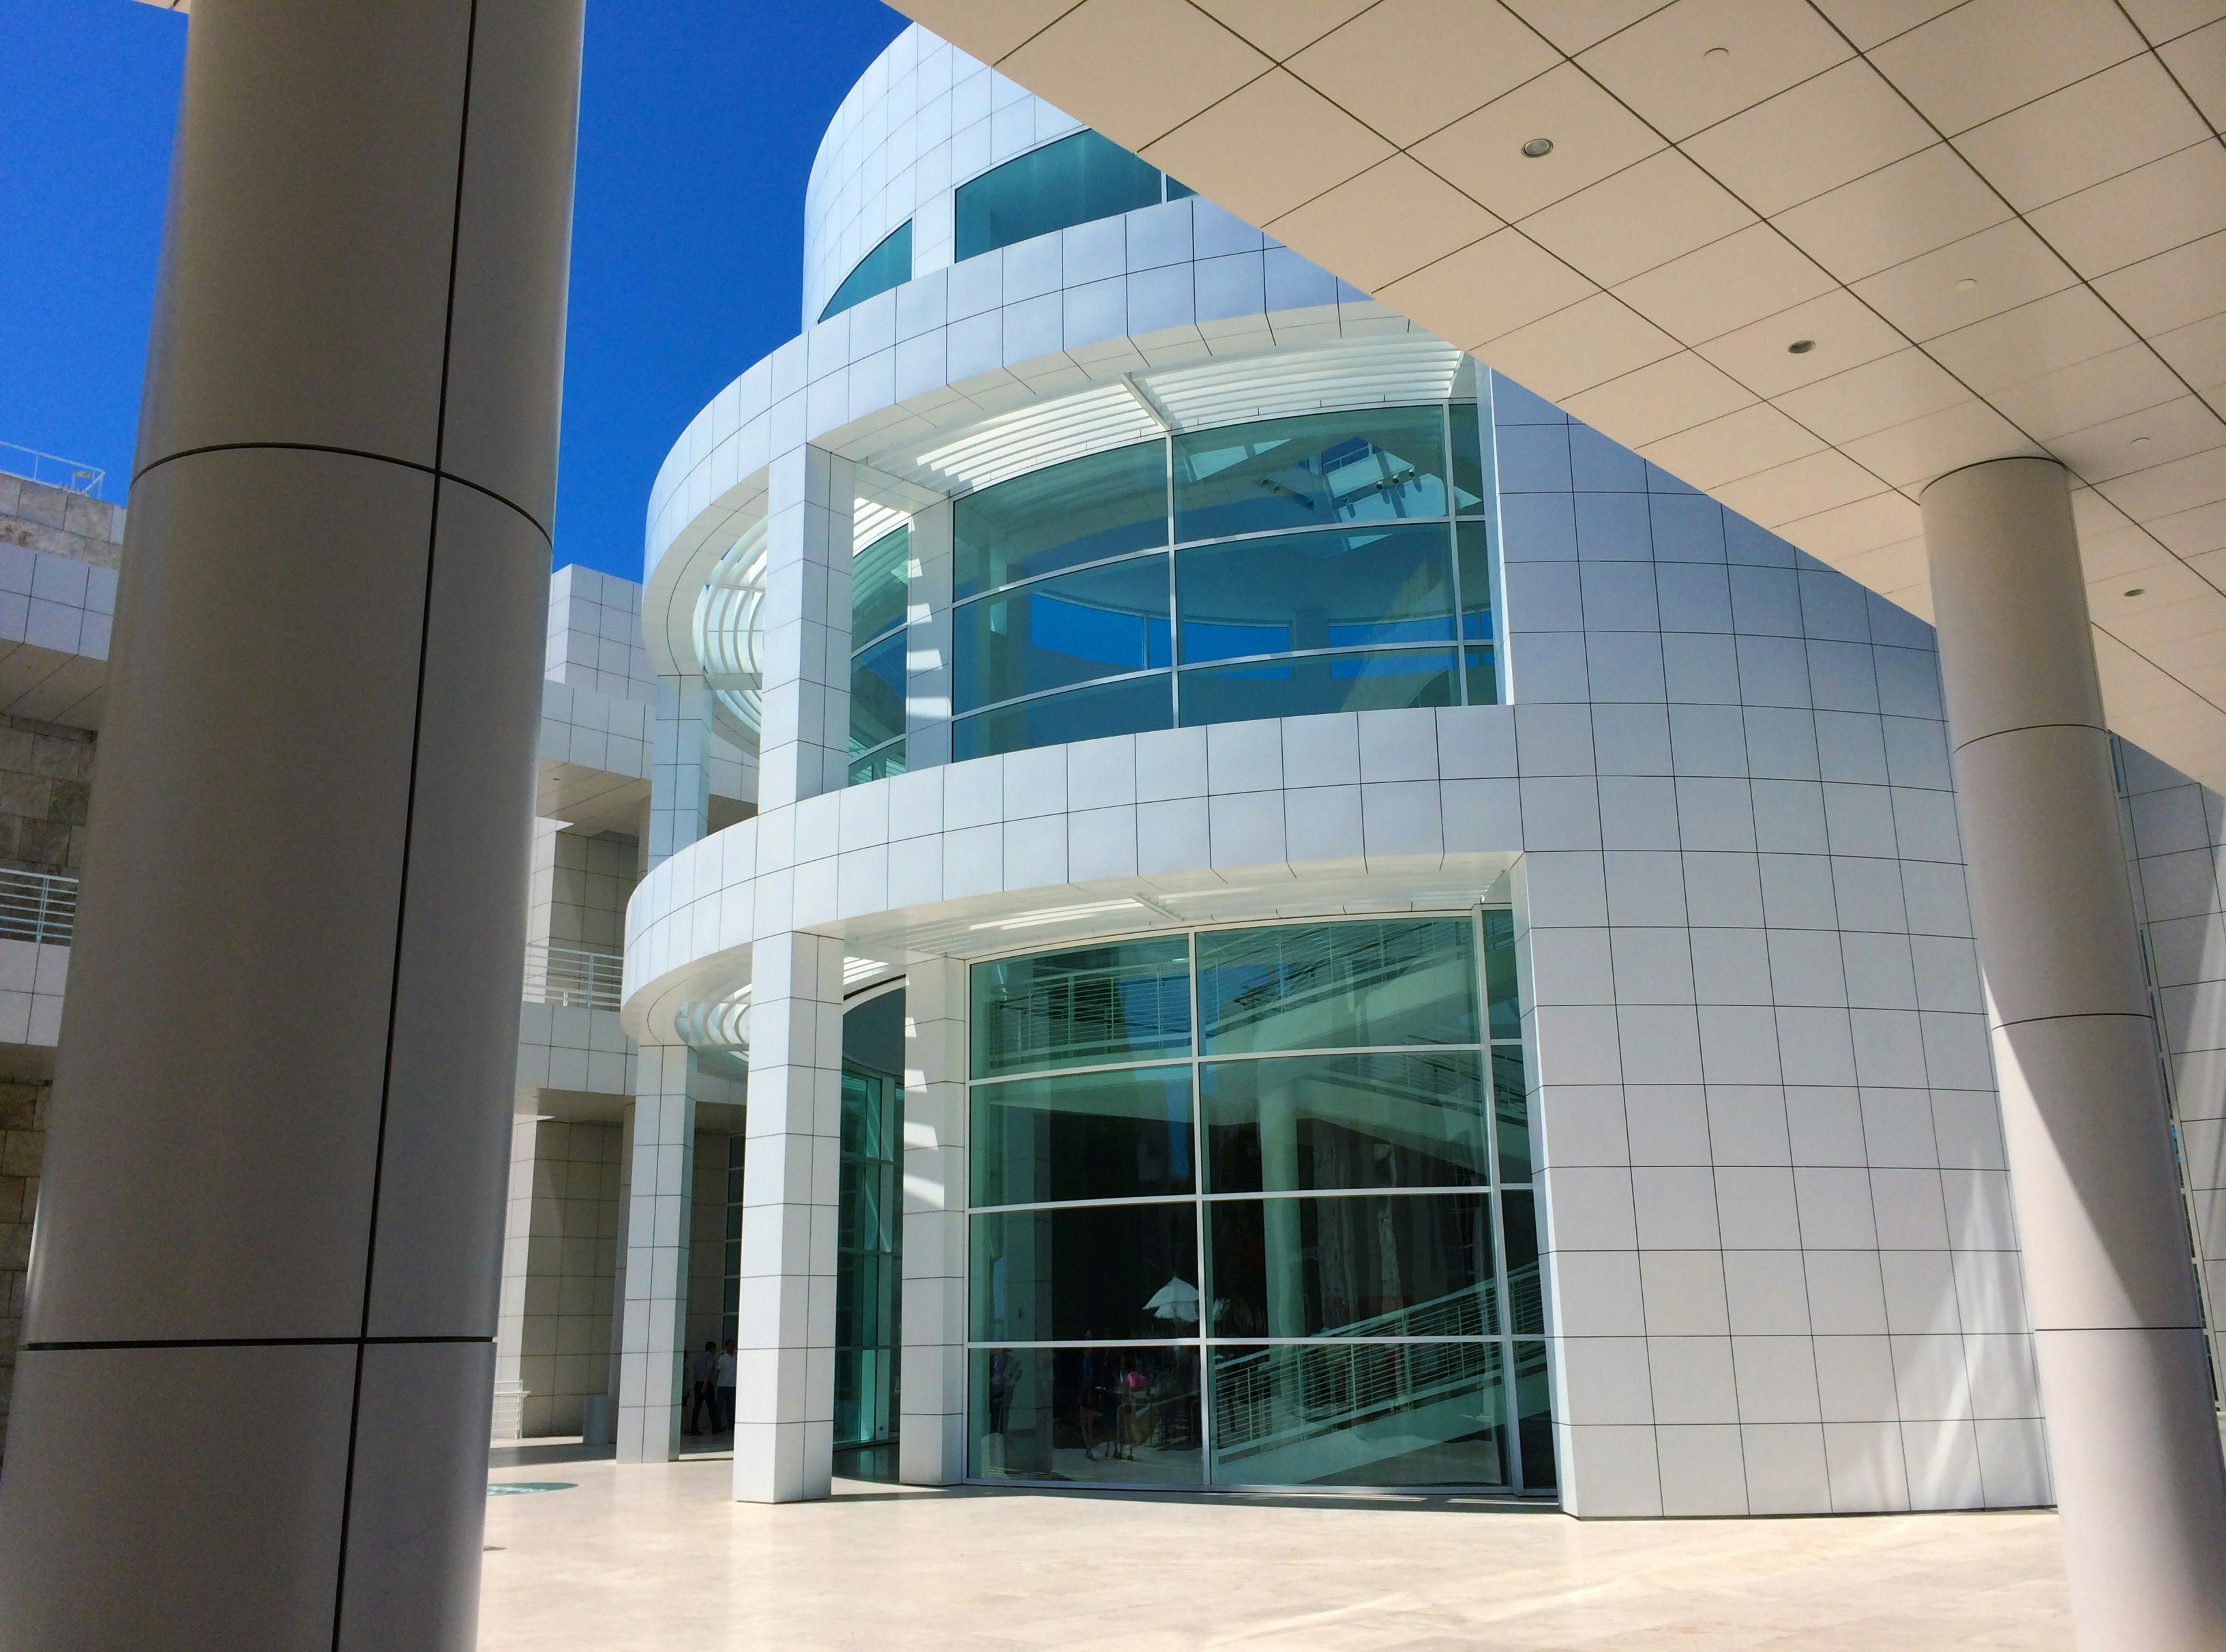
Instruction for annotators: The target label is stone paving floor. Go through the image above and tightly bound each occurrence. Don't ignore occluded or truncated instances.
[478,1445,2069,1650]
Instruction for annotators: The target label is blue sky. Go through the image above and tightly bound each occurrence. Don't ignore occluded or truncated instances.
[0,0,906,581]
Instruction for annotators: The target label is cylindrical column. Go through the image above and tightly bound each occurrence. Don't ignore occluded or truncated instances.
[0,4,582,1648]
[1925,457,2226,1652]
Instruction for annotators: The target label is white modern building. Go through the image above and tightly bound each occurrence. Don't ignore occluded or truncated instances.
[7,4,2223,1649]
[584,23,2225,1525]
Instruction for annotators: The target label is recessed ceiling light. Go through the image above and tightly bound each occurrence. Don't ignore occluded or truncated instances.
[1955,278,1978,292]
[1787,339,1816,354]
[2131,434,2152,447]
[1521,137,1555,158]
[1704,44,1730,61]
[2124,588,2146,598]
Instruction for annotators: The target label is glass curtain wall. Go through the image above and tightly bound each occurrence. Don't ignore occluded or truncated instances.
[837,988,906,1481]
[940,401,1496,769]
[965,915,1552,1492]
[849,524,910,786]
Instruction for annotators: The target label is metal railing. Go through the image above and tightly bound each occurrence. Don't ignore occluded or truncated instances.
[0,442,105,499]
[522,941,623,1012]
[0,869,76,947]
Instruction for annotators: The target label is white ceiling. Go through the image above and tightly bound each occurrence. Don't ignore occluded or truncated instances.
[889,0,2226,786]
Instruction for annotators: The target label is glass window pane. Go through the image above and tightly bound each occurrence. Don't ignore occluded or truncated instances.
[952,673,1173,761]
[1196,919,1480,1055]
[1457,522,1493,642]
[1450,400,1489,517]
[1201,1052,1489,1194]
[848,741,905,786]
[851,524,910,648]
[970,1204,1200,1342]
[952,441,1169,600]
[1502,1188,1542,1336]
[973,1065,1196,1206]
[969,1345,1202,1484]
[954,130,1165,262]
[1514,1340,1556,1491]
[1173,407,1449,541]
[1207,1193,1497,1339]
[953,555,1171,713]
[1462,646,1498,707]
[1481,909,1519,1039]
[1208,1340,1510,1488]
[1176,525,1454,663]
[1180,647,1457,727]
[1493,1046,1532,1185]
[820,221,912,322]
[850,629,906,754]
[971,936,1192,1079]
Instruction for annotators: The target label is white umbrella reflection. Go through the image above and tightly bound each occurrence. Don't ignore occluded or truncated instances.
[1144,1277,1200,1324]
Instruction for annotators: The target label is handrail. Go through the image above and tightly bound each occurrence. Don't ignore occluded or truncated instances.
[522,941,623,1012]
[0,869,76,947]
[0,443,106,500]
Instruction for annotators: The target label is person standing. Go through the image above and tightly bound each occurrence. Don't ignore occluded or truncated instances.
[685,1341,718,1436]
[715,1340,738,1434]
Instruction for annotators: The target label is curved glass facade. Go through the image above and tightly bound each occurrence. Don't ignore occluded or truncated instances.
[965,914,1552,1491]
[954,129,1194,264]
[943,401,1496,765]
[849,524,910,786]
[820,221,912,323]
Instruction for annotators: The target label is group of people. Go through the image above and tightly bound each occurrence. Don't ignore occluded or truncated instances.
[683,1339,738,1436]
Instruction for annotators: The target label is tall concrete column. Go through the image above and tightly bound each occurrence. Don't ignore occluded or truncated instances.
[0,5,582,1647]
[734,930,846,1501]
[614,1044,698,1462]
[1925,457,2226,1651]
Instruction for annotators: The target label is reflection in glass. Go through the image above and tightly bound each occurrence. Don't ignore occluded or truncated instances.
[1514,1340,1556,1490]
[1462,646,1498,707]
[974,1065,1195,1207]
[850,629,906,754]
[952,673,1173,760]
[970,936,1191,1078]
[1176,525,1455,662]
[1502,1190,1542,1336]
[1457,522,1493,643]
[1209,1340,1509,1488]
[1208,1194,1497,1340]
[952,440,1170,599]
[1450,401,1488,518]
[848,741,905,786]
[851,525,911,650]
[1201,1052,1489,1194]
[970,1203,1199,1343]
[1482,909,1520,1040]
[953,555,1171,713]
[1174,407,1449,542]
[1196,919,1479,1055]
[968,1345,1202,1484]
[837,990,904,1478]
[820,221,912,322]
[955,131,1178,263]
[1179,648,1457,727]
[1493,1046,1532,1186]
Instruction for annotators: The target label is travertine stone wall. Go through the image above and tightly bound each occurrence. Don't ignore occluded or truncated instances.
[496,1119,623,1439]
[0,1081,48,1460]
[527,823,638,954]
[0,716,94,876]
[0,475,123,572]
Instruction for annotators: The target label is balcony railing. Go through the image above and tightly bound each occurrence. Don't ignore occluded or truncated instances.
[1,442,106,499]
[0,869,76,947]
[522,941,622,1012]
